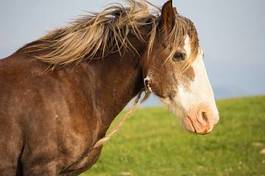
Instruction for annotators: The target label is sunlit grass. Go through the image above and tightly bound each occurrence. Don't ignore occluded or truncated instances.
[81,96,265,176]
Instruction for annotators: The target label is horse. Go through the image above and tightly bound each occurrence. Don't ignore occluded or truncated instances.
[0,0,219,175]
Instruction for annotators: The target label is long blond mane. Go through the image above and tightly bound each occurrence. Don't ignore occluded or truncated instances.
[20,0,199,66]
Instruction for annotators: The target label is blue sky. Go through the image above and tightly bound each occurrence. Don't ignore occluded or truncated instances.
[0,0,265,106]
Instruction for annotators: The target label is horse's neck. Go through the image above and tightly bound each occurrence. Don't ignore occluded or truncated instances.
[87,52,144,130]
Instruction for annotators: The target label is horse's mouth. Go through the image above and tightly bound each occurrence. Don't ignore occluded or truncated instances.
[183,116,214,135]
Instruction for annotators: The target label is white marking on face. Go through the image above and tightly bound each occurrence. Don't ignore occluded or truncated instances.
[184,36,192,58]
[178,52,219,122]
[161,36,219,125]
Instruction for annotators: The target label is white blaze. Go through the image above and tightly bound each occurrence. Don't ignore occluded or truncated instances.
[162,36,219,124]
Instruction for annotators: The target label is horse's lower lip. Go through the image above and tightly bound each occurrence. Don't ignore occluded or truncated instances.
[185,116,196,133]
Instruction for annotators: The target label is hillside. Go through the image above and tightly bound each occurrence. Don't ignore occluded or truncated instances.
[81,96,265,176]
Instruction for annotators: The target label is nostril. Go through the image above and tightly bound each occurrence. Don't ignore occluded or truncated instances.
[201,111,208,122]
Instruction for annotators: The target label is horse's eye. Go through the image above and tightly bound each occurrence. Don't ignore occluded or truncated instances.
[173,52,186,62]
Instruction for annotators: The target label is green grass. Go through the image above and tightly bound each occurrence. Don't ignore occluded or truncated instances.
[81,96,265,176]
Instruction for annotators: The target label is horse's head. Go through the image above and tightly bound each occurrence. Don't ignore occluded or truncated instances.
[142,1,219,135]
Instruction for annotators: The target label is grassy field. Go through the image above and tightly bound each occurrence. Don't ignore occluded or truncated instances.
[81,96,265,176]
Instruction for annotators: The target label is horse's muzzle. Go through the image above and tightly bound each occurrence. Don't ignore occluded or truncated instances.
[183,106,219,135]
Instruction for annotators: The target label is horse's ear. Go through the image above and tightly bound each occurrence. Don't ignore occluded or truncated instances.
[160,0,176,32]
